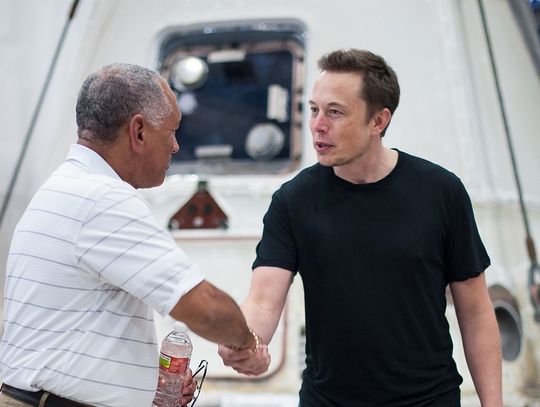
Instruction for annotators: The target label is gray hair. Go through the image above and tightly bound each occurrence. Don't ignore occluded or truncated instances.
[76,63,174,143]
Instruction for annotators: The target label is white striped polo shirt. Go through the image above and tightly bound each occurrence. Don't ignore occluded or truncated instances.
[0,144,204,406]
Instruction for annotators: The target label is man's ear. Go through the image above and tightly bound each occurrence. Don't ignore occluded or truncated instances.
[128,114,145,153]
[372,108,392,136]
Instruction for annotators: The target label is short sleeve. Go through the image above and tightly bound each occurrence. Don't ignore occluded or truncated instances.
[76,187,204,316]
[444,179,491,282]
[252,189,298,272]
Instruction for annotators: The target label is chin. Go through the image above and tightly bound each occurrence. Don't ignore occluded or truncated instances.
[141,177,165,189]
[156,175,167,186]
[317,156,336,167]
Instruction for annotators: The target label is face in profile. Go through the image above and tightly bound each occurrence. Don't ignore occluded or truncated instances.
[137,82,181,188]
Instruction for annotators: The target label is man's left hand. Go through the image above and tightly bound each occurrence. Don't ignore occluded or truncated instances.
[180,367,197,406]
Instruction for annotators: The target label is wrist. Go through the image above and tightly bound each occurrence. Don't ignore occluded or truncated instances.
[231,327,261,352]
[248,328,261,353]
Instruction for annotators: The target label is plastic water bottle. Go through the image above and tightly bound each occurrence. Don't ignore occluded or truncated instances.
[152,321,193,407]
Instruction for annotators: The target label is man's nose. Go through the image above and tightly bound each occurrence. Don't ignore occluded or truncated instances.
[311,112,328,134]
[172,138,180,154]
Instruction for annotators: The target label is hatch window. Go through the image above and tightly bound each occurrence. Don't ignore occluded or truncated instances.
[156,20,306,175]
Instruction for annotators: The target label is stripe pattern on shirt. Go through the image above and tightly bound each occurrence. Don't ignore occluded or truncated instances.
[0,145,204,407]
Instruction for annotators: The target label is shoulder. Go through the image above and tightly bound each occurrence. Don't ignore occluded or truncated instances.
[261,164,323,217]
[399,150,462,190]
[49,160,151,220]
[276,163,322,197]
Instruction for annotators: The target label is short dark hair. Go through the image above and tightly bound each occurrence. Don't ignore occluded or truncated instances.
[318,49,400,135]
[76,63,173,144]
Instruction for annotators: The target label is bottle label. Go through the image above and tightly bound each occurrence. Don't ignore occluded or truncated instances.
[159,352,189,374]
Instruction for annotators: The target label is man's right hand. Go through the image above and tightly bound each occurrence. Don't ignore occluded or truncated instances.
[218,343,271,376]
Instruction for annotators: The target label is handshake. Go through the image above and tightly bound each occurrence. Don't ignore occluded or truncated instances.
[174,329,272,406]
[217,329,271,376]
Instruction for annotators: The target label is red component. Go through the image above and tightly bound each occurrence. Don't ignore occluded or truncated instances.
[168,181,228,230]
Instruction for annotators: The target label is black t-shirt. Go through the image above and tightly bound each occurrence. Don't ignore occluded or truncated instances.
[253,150,490,407]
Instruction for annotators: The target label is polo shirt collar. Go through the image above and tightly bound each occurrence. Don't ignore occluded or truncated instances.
[66,144,122,180]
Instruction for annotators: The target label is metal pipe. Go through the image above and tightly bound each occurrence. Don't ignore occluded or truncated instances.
[477,0,539,321]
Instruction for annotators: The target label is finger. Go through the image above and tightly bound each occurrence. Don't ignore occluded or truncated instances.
[182,369,194,388]
[182,379,197,396]
[180,382,196,405]
[247,347,269,367]
[219,344,254,360]
[219,350,254,364]
[180,394,194,406]
[241,346,271,375]
[222,344,272,374]
[184,368,193,380]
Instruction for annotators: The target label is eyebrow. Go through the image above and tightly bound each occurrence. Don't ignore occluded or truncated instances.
[308,100,347,109]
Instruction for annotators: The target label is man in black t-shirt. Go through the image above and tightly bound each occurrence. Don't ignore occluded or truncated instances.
[218,49,503,407]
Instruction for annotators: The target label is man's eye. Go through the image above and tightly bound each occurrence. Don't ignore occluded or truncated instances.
[329,109,342,116]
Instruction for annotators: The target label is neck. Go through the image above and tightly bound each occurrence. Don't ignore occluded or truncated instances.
[333,146,398,184]
[77,137,135,186]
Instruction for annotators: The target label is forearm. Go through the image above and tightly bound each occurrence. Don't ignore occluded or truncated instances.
[241,298,283,344]
[186,294,253,349]
[451,274,503,406]
[458,303,502,406]
[239,266,292,344]
[217,267,290,376]
[170,281,254,350]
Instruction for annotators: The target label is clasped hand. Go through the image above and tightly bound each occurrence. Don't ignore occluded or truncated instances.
[218,343,271,376]
[179,367,197,406]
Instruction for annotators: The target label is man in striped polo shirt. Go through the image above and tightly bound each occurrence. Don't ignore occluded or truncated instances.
[0,64,269,407]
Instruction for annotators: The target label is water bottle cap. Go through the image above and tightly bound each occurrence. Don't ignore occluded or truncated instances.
[174,321,188,332]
